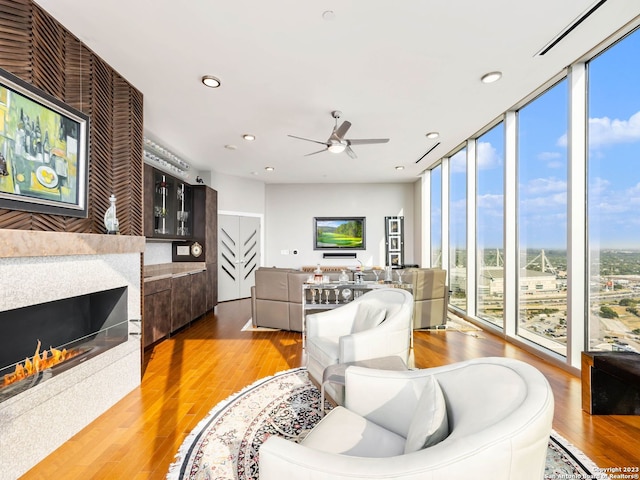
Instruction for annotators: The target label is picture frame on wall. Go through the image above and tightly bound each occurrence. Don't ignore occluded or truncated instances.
[385,215,404,268]
[0,67,89,217]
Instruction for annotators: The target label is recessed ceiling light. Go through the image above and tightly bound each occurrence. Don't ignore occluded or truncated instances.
[251,171,259,176]
[395,166,405,171]
[265,166,274,172]
[242,134,256,141]
[426,132,439,139]
[224,144,237,150]
[202,75,221,88]
[322,10,335,21]
[481,71,502,84]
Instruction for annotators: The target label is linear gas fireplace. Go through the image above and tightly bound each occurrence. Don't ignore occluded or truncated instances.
[0,286,129,403]
[0,229,144,479]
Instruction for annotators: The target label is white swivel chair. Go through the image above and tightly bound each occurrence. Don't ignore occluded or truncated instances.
[305,287,413,405]
[260,357,555,480]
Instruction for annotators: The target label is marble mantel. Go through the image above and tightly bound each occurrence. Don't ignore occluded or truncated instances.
[0,228,145,258]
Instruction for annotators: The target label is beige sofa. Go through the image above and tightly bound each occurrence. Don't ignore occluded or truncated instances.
[401,268,449,329]
[250,267,309,331]
[251,266,449,332]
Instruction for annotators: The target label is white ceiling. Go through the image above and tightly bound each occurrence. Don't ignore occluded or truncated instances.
[34,0,640,184]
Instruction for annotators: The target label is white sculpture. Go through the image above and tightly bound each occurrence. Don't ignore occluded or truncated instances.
[103,194,119,234]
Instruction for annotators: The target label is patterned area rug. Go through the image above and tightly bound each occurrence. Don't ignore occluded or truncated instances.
[167,368,609,480]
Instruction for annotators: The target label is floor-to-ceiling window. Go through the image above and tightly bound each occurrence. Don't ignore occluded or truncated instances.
[517,81,568,355]
[430,164,442,267]
[449,148,467,311]
[476,124,504,327]
[587,28,640,353]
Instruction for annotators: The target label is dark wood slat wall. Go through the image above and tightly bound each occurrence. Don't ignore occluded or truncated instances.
[0,0,143,235]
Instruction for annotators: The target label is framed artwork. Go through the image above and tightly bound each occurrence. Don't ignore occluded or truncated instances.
[0,67,89,217]
[385,216,404,267]
[388,252,402,267]
[314,217,366,250]
[388,217,400,234]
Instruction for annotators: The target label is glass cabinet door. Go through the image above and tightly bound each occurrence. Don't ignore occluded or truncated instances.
[152,170,192,238]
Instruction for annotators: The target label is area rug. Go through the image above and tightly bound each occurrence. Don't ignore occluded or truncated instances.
[167,368,609,480]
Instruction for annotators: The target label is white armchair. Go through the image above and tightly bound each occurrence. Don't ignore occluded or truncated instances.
[260,357,554,480]
[305,288,413,405]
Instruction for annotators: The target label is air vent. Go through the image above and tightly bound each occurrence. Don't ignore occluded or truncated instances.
[415,142,441,164]
[537,0,608,56]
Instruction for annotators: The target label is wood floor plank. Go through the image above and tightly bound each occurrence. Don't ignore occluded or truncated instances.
[21,299,640,478]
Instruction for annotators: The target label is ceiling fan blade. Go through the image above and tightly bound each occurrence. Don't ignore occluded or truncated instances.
[346,138,390,145]
[304,148,328,156]
[345,145,357,159]
[332,121,352,140]
[288,134,330,146]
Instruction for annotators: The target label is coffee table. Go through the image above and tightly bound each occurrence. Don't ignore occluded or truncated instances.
[320,355,408,413]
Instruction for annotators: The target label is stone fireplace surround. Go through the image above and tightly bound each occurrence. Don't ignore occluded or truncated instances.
[0,229,145,480]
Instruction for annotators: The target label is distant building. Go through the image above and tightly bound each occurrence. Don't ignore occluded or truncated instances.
[479,267,558,296]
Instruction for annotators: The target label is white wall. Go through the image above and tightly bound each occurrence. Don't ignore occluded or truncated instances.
[210,171,265,214]
[265,183,417,269]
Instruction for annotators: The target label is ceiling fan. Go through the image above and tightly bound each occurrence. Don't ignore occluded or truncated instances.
[288,111,389,159]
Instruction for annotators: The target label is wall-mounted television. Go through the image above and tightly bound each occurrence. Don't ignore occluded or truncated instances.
[314,217,366,250]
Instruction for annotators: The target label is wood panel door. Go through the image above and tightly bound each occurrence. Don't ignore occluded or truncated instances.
[218,214,260,302]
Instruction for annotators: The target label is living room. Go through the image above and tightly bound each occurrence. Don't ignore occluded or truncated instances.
[1,1,640,479]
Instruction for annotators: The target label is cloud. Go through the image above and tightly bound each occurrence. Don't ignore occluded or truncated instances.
[537,151,562,161]
[589,111,640,147]
[449,149,466,173]
[477,193,503,210]
[449,142,501,173]
[477,141,501,170]
[521,177,566,195]
[557,110,640,148]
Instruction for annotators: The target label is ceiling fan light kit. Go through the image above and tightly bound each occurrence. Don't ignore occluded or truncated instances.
[288,110,389,159]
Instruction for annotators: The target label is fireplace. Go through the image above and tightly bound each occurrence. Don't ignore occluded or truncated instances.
[0,229,144,479]
[0,287,129,402]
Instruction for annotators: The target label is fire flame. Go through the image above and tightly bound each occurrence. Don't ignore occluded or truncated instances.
[2,340,80,388]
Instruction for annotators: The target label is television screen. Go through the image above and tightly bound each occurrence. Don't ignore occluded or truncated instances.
[314,217,365,250]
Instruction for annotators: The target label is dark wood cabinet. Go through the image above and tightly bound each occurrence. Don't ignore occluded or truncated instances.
[191,271,207,319]
[171,274,192,331]
[198,185,219,310]
[143,278,172,347]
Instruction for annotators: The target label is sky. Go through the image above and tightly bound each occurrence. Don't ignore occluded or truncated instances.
[446,27,640,251]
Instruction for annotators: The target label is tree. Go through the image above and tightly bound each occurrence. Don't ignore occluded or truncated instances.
[599,306,618,319]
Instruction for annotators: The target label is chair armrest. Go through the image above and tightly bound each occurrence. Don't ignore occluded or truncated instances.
[306,303,359,339]
[260,435,409,480]
[339,327,410,364]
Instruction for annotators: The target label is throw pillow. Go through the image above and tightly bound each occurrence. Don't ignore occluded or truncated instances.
[403,375,449,453]
[351,303,386,333]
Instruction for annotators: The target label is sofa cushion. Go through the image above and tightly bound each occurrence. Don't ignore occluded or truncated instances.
[352,303,386,333]
[302,406,406,458]
[404,375,449,453]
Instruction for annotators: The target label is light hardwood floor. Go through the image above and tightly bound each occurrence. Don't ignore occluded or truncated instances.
[24,299,640,479]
